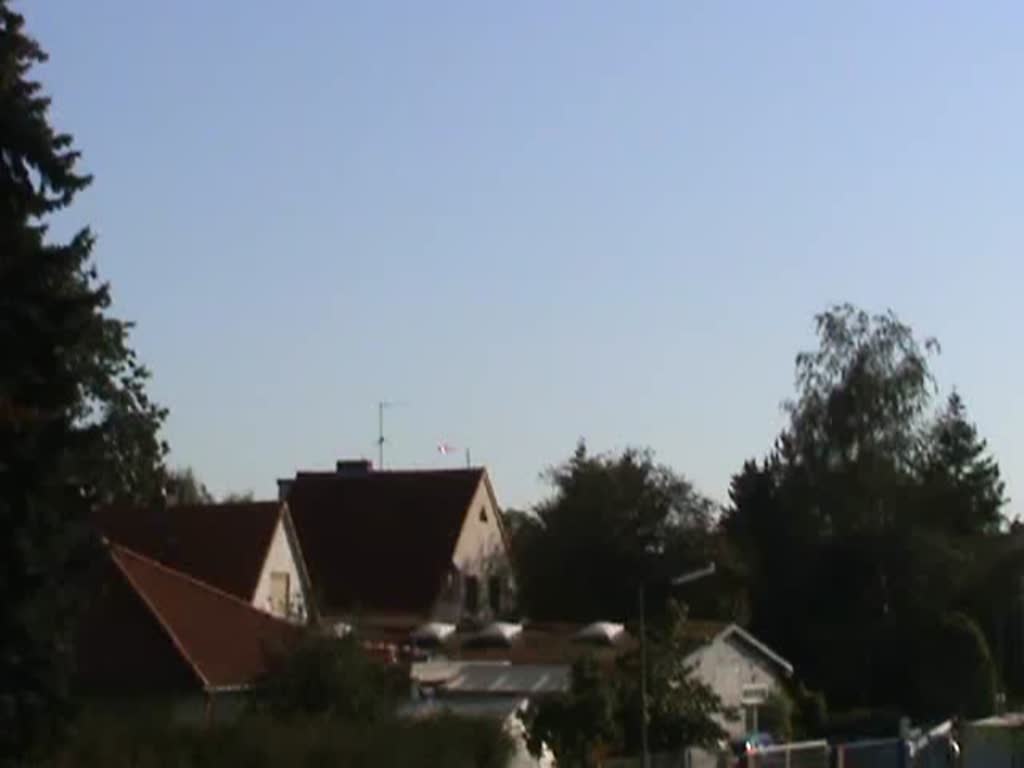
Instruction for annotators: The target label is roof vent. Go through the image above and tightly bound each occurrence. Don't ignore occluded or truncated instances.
[335,459,373,476]
[472,622,523,646]
[410,622,457,645]
[575,622,626,645]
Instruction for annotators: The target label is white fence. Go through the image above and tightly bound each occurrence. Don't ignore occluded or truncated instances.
[743,740,830,768]
[603,741,830,768]
[834,737,904,768]
[603,727,960,768]
[911,721,959,768]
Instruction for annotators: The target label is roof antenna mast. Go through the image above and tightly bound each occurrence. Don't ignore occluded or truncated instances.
[378,401,388,469]
[377,400,406,469]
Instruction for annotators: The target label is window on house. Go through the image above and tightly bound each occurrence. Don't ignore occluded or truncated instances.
[745,705,756,734]
[270,571,290,616]
[479,506,488,522]
[488,576,502,614]
[464,575,479,614]
[741,683,768,734]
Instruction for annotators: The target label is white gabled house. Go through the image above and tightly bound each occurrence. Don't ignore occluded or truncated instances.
[250,503,313,622]
[281,460,514,626]
[93,500,312,623]
[682,623,794,738]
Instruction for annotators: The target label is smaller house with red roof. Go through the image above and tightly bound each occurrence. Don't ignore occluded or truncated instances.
[76,543,302,722]
[93,501,312,623]
[401,620,792,741]
[281,461,512,627]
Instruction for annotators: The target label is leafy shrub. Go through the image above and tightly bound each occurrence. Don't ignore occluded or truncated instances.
[253,634,402,722]
[759,690,794,741]
[914,611,997,719]
[45,710,513,768]
[789,682,828,739]
[525,656,620,766]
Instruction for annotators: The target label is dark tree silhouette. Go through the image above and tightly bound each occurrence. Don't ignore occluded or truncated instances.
[0,4,166,760]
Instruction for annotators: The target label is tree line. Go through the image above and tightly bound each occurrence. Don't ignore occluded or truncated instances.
[510,304,1015,754]
[2,1,1017,763]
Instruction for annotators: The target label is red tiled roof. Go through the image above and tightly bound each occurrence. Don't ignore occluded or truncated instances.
[352,621,635,667]
[352,620,737,668]
[286,468,486,617]
[453,623,637,665]
[109,544,302,690]
[76,555,203,696]
[93,501,282,602]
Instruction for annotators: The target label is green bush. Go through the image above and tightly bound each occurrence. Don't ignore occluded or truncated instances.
[45,710,513,768]
[914,611,997,720]
[253,634,403,722]
[759,690,794,741]
[525,656,620,766]
[788,682,828,739]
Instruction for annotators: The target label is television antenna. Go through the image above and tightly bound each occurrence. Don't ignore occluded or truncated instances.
[377,400,407,469]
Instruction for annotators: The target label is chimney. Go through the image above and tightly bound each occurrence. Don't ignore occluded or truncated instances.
[277,478,294,501]
[335,459,373,476]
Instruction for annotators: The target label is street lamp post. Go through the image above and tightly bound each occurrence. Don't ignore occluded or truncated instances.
[639,563,717,768]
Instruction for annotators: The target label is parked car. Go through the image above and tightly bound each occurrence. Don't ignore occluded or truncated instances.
[727,733,777,767]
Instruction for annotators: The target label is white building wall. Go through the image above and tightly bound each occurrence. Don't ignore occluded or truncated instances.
[687,634,784,738]
[433,477,512,623]
[451,480,507,575]
[251,518,308,623]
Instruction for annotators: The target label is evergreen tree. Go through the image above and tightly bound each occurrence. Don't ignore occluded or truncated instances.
[723,305,1001,718]
[0,4,166,761]
[919,392,1006,535]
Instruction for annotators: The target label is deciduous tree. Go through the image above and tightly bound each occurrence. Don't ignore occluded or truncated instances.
[515,441,718,622]
[724,304,1004,722]
[165,466,214,506]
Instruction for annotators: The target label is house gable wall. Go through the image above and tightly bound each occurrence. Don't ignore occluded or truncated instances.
[433,477,512,622]
[687,633,785,738]
[252,517,308,622]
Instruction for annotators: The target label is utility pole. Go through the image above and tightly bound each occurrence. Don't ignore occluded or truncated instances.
[639,585,649,768]
[639,563,716,768]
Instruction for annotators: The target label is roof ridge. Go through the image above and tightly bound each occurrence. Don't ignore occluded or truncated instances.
[297,467,483,477]
[713,623,794,676]
[163,500,280,511]
[109,542,284,619]
[372,467,483,473]
[98,500,281,514]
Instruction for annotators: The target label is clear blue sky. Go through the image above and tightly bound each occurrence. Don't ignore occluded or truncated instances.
[26,1,1024,510]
